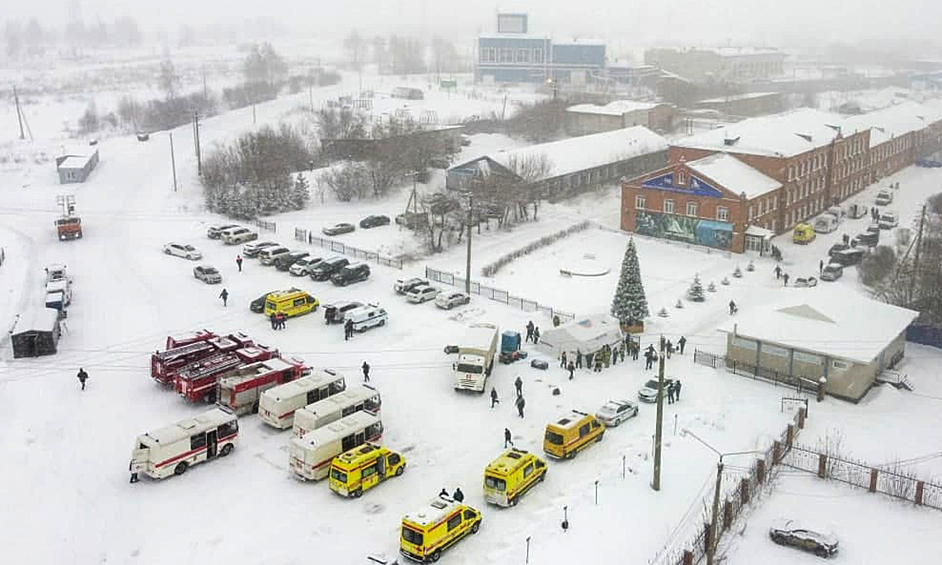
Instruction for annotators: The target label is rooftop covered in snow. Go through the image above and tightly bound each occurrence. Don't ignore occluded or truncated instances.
[686,153,782,199]
[842,101,942,148]
[566,100,661,116]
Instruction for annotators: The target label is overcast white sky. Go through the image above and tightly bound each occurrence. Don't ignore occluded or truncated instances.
[8,0,942,53]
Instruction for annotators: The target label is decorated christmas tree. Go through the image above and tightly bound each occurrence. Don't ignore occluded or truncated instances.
[611,238,649,327]
[687,274,705,302]
[708,281,717,292]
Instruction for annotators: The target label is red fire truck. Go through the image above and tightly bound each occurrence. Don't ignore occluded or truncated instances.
[165,329,216,350]
[151,332,255,386]
[217,357,310,415]
[175,345,279,403]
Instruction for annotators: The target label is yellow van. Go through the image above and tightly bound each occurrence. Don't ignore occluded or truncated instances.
[543,410,605,459]
[329,443,406,497]
[400,497,481,563]
[483,448,547,507]
[792,223,816,244]
[264,289,318,318]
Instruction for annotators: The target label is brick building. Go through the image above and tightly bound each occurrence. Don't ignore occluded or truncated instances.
[565,100,677,135]
[644,47,786,84]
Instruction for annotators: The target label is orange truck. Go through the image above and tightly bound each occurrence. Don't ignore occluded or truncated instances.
[55,216,83,241]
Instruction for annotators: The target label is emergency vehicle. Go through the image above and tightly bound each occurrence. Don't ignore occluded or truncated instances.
[216,357,309,415]
[288,411,383,480]
[174,345,279,403]
[400,497,482,563]
[258,369,347,429]
[129,407,238,483]
[542,410,605,459]
[150,332,254,386]
[329,443,406,497]
[483,448,547,507]
[164,329,216,350]
[292,384,382,438]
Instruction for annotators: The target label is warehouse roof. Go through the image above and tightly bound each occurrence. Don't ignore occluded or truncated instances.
[686,153,782,199]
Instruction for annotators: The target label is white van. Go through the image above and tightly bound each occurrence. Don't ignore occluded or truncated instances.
[814,214,838,234]
[259,369,347,429]
[221,227,259,245]
[293,384,383,437]
[347,305,388,332]
[288,411,383,480]
[129,407,238,482]
[259,246,291,266]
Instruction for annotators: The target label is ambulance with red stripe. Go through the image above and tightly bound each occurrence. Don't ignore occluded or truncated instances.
[129,407,238,483]
[288,411,383,480]
[258,368,347,429]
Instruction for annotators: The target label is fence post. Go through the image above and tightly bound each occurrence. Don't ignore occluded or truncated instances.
[817,378,827,402]
[757,459,766,484]
[798,407,806,429]
[740,477,750,505]
[703,523,712,555]
[682,550,694,565]
[916,481,925,506]
[817,454,827,479]
[869,469,878,493]
[773,441,782,464]
[786,424,794,447]
[723,500,732,531]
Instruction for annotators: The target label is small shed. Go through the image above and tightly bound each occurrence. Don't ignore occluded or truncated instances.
[538,314,624,357]
[11,308,61,358]
[55,149,99,184]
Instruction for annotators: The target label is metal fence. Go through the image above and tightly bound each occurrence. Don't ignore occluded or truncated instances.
[256,219,276,233]
[294,228,404,269]
[783,444,942,511]
[425,266,575,322]
[693,349,820,397]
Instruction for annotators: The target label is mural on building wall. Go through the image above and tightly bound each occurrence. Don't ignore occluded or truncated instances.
[635,210,733,250]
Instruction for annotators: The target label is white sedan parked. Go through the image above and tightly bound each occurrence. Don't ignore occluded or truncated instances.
[406,285,440,304]
[435,291,470,310]
[595,399,639,427]
[163,242,202,260]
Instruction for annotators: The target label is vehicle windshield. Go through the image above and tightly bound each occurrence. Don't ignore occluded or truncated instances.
[545,430,564,445]
[456,363,482,374]
[484,475,507,491]
[204,268,218,274]
[329,469,347,483]
[644,380,659,389]
[824,266,841,273]
[600,405,616,414]
[402,528,423,545]
[183,245,195,251]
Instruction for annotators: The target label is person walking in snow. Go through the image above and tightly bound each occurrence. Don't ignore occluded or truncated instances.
[219,288,229,307]
[674,380,682,401]
[667,382,675,404]
[361,361,370,383]
[594,356,602,372]
[666,340,673,359]
[439,488,449,499]
[270,312,278,330]
[504,427,513,448]
[453,488,465,502]
[729,300,738,315]
[783,273,789,286]
[632,341,639,361]
[819,259,824,274]
[644,349,654,370]
[515,395,525,418]
[236,255,243,272]
[514,376,523,398]
[276,312,286,330]
[560,351,567,368]
[344,319,353,340]
[533,327,541,344]
[586,351,594,370]
[575,349,583,369]
[491,387,500,408]
[568,361,575,380]
[525,321,534,343]
[774,265,782,280]
[77,367,89,391]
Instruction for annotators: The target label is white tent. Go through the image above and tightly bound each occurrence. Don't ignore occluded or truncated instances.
[538,314,624,357]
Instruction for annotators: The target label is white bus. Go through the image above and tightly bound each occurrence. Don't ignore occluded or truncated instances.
[288,411,383,480]
[292,384,382,438]
[259,369,347,429]
[129,407,238,483]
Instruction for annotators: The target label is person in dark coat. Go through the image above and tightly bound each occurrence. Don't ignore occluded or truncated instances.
[586,352,594,370]
[575,349,583,368]
[515,395,525,418]
[270,312,278,330]
[674,380,682,401]
[453,488,465,502]
[504,427,513,448]
[560,351,567,368]
[632,341,639,360]
[276,312,286,330]
[842,233,850,245]
[533,327,541,344]
[514,376,523,397]
[783,273,789,286]
[678,336,687,355]
[644,350,653,370]
[729,300,737,315]
[525,321,534,343]
[344,319,354,340]
[666,340,673,359]
[819,259,824,274]
[236,255,243,272]
[362,361,370,382]
[611,346,618,366]
[568,361,575,380]
[774,265,782,279]
[219,288,229,307]
[491,387,500,408]
[439,488,449,499]
[77,367,89,391]
[667,382,675,404]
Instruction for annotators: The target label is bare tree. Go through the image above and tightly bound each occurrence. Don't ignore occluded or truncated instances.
[419,192,462,252]
[158,58,180,100]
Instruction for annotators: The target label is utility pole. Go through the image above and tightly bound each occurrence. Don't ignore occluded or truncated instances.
[13,85,25,140]
[193,111,202,177]
[465,193,473,294]
[309,85,314,113]
[707,460,724,565]
[169,132,178,192]
[910,204,927,307]
[252,104,257,125]
[652,336,666,491]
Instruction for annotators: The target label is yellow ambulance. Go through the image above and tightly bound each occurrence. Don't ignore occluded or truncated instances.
[263,289,318,318]
[400,497,481,563]
[542,410,605,459]
[792,223,816,244]
[329,443,406,497]
[483,448,547,507]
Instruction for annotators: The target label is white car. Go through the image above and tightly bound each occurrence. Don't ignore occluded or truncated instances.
[394,277,429,294]
[288,256,323,276]
[193,265,222,284]
[221,227,259,245]
[595,400,639,427]
[207,224,240,239]
[163,242,202,260]
[243,241,279,258]
[435,291,470,310]
[875,190,893,206]
[406,285,440,304]
[638,378,675,403]
[878,212,899,229]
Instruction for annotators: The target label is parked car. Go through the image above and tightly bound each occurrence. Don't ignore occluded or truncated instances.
[243,241,279,258]
[769,519,839,558]
[221,227,259,245]
[274,251,310,272]
[827,243,850,257]
[595,399,639,427]
[793,276,818,288]
[258,246,291,266]
[193,265,222,284]
[875,190,893,206]
[852,231,879,248]
[395,212,428,229]
[163,242,202,260]
[207,224,240,239]
[916,158,942,168]
[878,211,899,229]
[406,285,441,304]
[331,263,371,286]
[324,301,363,324]
[820,263,844,281]
[831,247,866,267]
[394,277,430,295]
[310,256,349,281]
[638,378,675,403]
[288,256,323,276]
[322,223,356,236]
[435,291,471,310]
[530,359,549,370]
[359,215,390,229]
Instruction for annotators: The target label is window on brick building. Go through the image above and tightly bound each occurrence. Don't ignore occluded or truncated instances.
[748,205,754,220]
[635,195,645,209]
[677,171,686,185]
[664,199,674,214]
[716,206,728,221]
[686,201,698,217]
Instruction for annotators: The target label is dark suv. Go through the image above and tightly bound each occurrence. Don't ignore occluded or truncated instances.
[274,251,310,271]
[310,257,350,281]
[359,215,390,229]
[331,263,371,286]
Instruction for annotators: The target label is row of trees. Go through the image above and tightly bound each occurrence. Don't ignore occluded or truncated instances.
[343,31,468,76]
[201,125,313,220]
[3,16,144,57]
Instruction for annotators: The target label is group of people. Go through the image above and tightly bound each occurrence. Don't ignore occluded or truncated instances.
[643,336,688,369]
[269,312,287,330]
[666,380,683,404]
[773,265,791,286]
[439,487,465,502]
[343,319,355,340]
[525,321,541,344]
[489,376,526,418]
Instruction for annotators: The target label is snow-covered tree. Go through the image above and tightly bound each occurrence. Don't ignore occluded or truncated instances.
[708,281,717,292]
[290,173,310,210]
[687,274,705,302]
[611,238,649,326]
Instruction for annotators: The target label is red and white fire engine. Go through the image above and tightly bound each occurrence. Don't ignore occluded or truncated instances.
[175,345,279,403]
[151,332,254,386]
[216,357,310,415]
[164,329,216,350]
